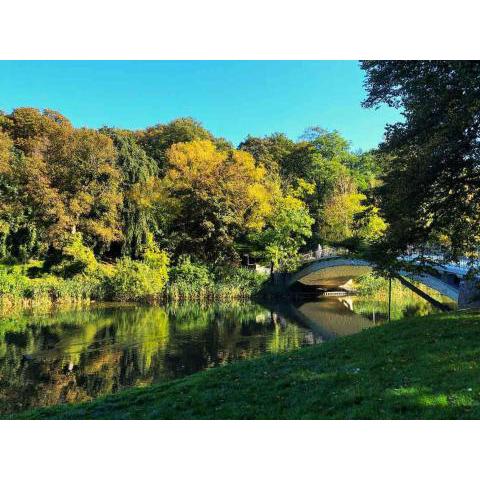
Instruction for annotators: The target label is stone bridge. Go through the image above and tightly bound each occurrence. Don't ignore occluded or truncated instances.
[287,256,480,308]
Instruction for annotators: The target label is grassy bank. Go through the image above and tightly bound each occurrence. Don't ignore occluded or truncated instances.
[8,310,480,419]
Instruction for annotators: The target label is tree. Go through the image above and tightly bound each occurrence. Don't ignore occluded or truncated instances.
[237,127,383,249]
[0,130,26,258]
[160,140,273,262]
[0,129,12,168]
[282,130,357,244]
[102,128,160,258]
[249,191,314,271]
[1,109,123,256]
[319,189,367,243]
[137,117,214,173]
[361,61,480,260]
[0,121,67,259]
[238,133,296,176]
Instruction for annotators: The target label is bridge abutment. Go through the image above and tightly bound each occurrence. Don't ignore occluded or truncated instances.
[458,279,480,309]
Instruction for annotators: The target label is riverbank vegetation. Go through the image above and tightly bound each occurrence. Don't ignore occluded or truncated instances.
[0,108,385,308]
[9,310,480,419]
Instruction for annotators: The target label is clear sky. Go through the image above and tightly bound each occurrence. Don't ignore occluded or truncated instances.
[0,61,401,151]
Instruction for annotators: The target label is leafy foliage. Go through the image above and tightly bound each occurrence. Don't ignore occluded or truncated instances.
[137,117,213,173]
[107,257,168,302]
[249,191,314,271]
[102,128,159,257]
[0,105,386,305]
[159,140,274,261]
[361,61,480,262]
[51,233,99,277]
[166,256,267,300]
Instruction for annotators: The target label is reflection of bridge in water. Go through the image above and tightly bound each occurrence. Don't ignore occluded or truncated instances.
[279,298,375,341]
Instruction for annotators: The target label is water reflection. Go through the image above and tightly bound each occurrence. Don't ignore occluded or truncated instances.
[0,287,452,414]
[281,299,374,339]
[0,303,318,414]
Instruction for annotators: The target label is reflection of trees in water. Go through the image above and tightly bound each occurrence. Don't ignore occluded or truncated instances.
[161,302,306,374]
[0,283,454,414]
[0,306,171,413]
[267,318,303,353]
[0,302,313,414]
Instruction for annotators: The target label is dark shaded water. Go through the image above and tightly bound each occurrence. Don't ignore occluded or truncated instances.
[0,293,449,415]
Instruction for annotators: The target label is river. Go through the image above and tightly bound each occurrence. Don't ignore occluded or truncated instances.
[0,281,454,415]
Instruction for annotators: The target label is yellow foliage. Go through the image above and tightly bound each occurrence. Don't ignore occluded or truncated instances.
[165,140,274,232]
[0,130,13,174]
[357,206,387,241]
[129,176,171,208]
[320,191,367,242]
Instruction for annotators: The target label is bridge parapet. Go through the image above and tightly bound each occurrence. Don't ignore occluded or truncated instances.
[299,246,350,264]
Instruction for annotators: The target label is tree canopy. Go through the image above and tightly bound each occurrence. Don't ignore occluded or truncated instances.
[0,106,384,271]
[362,61,480,262]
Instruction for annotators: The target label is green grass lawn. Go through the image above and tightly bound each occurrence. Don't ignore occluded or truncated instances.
[7,311,480,419]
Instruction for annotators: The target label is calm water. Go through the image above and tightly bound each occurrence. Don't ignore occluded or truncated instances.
[0,292,450,414]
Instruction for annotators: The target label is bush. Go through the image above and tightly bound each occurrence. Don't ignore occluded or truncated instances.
[212,265,268,297]
[0,242,170,309]
[0,250,268,311]
[0,267,103,310]
[107,258,168,302]
[50,234,98,278]
[170,256,211,284]
[166,257,268,300]
[167,257,212,300]
[0,268,30,297]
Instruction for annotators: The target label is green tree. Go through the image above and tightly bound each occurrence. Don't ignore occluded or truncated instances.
[137,117,214,173]
[102,128,160,257]
[361,61,480,260]
[239,133,296,176]
[159,140,273,262]
[249,191,314,272]
[2,109,123,255]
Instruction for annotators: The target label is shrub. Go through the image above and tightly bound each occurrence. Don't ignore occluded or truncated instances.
[142,234,170,272]
[50,234,99,278]
[170,256,212,286]
[167,256,213,300]
[107,258,168,302]
[0,268,30,297]
[166,257,268,300]
[212,265,268,298]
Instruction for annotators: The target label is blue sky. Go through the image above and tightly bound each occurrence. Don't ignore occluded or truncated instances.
[0,61,401,151]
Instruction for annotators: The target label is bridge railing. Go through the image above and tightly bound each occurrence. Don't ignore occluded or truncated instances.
[401,250,480,272]
[299,246,349,264]
[298,245,480,273]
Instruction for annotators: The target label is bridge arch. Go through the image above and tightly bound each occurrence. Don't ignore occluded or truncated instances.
[288,257,460,302]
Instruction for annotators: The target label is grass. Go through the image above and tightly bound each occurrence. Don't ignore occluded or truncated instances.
[7,310,480,419]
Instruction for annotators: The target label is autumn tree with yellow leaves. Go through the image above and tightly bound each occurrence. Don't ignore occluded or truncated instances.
[159,140,274,262]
